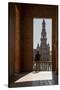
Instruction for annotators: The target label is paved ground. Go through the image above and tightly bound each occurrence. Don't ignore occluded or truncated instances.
[15,71,52,83]
[10,71,58,87]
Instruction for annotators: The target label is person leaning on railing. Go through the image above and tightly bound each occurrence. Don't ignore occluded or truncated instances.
[35,51,40,71]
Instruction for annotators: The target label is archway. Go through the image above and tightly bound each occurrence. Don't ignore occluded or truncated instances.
[8,3,58,87]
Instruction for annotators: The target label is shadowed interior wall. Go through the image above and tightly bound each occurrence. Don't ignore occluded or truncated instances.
[15,5,21,73]
[20,6,33,72]
[8,3,15,82]
[8,4,21,83]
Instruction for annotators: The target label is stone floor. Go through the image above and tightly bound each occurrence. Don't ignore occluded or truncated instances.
[10,71,58,87]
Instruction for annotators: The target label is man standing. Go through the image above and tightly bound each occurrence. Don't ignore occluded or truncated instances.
[35,51,40,71]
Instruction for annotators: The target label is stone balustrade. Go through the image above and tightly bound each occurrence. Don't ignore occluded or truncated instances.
[33,60,52,71]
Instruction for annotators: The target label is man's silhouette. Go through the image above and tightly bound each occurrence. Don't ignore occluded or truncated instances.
[35,51,40,71]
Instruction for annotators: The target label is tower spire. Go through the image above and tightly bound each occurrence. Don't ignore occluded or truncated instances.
[41,19,46,38]
[42,19,45,30]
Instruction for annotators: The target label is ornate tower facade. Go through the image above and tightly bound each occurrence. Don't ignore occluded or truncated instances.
[40,19,50,61]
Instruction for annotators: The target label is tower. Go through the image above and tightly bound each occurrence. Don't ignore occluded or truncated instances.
[40,19,50,61]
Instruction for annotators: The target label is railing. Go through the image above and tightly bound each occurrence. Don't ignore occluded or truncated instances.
[33,60,52,71]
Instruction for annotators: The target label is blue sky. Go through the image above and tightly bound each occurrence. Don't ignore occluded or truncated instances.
[33,18,52,51]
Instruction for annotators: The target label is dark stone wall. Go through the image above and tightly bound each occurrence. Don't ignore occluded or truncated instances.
[8,3,16,84]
